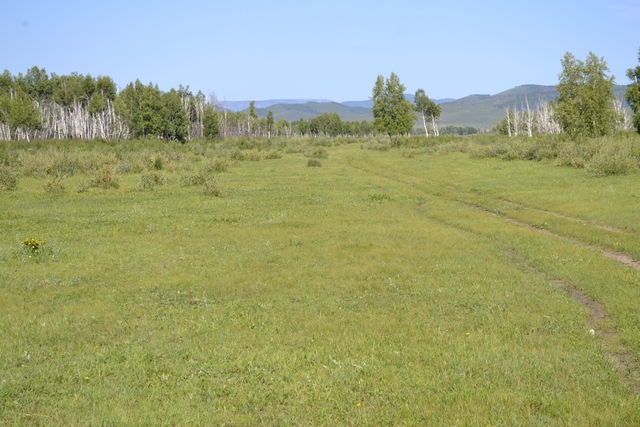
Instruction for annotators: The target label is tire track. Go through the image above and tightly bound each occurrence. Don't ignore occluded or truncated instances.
[352,157,640,393]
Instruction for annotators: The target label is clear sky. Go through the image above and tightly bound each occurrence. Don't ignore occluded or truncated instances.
[3,0,639,102]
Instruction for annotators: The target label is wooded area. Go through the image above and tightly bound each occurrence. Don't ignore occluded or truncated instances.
[0,67,377,142]
[2,49,640,142]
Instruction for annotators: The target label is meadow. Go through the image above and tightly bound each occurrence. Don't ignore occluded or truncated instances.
[1,134,640,425]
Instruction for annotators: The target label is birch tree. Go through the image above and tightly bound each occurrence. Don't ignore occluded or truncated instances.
[626,47,640,133]
[555,52,616,138]
[372,73,415,141]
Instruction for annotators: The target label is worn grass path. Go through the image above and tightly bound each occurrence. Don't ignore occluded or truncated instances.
[1,142,640,425]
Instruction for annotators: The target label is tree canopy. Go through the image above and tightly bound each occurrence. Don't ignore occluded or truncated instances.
[371,73,415,140]
[554,52,616,138]
[414,89,441,137]
[626,47,640,133]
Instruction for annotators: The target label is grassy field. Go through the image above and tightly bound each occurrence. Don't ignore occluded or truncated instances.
[1,136,640,425]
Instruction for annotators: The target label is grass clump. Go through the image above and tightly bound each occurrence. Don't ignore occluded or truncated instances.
[179,171,207,187]
[136,172,168,191]
[0,165,18,190]
[304,147,328,159]
[43,173,67,194]
[202,175,222,196]
[307,158,322,167]
[204,157,229,173]
[91,163,121,189]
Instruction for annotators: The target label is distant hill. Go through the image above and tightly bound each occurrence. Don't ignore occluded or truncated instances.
[218,99,332,112]
[252,102,372,122]
[439,84,629,129]
[219,85,630,129]
[341,95,455,109]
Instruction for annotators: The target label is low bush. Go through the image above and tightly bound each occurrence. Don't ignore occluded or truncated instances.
[202,175,222,196]
[137,172,167,191]
[0,165,18,190]
[44,173,67,194]
[91,164,121,189]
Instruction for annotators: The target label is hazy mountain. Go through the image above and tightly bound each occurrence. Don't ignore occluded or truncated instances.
[439,84,628,129]
[218,99,332,112]
[252,102,372,122]
[220,85,630,129]
[341,95,455,109]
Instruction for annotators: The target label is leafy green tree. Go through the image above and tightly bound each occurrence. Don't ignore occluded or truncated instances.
[115,80,181,139]
[266,109,274,138]
[310,112,343,136]
[161,89,189,141]
[414,88,441,136]
[249,100,258,135]
[21,66,54,100]
[555,52,616,138]
[371,73,415,141]
[0,89,41,140]
[90,75,117,115]
[202,105,220,139]
[626,47,640,133]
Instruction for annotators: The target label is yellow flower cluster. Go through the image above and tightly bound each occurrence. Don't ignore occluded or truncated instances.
[22,238,45,253]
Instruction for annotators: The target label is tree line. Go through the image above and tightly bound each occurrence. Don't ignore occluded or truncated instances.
[2,49,640,142]
[494,49,640,138]
[0,67,378,142]
[370,48,640,140]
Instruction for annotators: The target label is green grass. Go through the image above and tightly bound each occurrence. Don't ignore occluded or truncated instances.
[1,137,640,425]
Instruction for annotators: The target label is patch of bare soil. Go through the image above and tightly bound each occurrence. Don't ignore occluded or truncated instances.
[603,251,640,270]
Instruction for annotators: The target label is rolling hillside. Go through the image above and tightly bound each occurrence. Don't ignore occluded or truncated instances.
[227,85,631,129]
[253,102,373,122]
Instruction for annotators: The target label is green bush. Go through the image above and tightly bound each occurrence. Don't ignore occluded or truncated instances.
[205,157,229,173]
[307,158,322,167]
[202,175,222,196]
[304,147,328,159]
[0,166,18,190]
[137,172,167,191]
[44,173,67,194]
[180,171,206,187]
[91,164,121,189]
[586,141,639,177]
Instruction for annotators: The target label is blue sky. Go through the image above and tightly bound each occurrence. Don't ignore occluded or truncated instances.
[3,0,639,102]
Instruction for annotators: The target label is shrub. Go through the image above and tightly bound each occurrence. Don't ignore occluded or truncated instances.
[91,164,121,189]
[263,151,282,160]
[586,141,639,177]
[147,153,167,170]
[180,171,207,187]
[202,176,222,196]
[205,157,229,173]
[44,173,67,194]
[556,142,596,168]
[307,158,322,167]
[137,172,167,191]
[304,148,328,159]
[0,166,18,190]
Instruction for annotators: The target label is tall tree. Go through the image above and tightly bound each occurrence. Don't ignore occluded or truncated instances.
[202,104,220,139]
[414,89,441,137]
[555,52,616,138]
[0,89,41,140]
[626,47,640,133]
[248,100,258,136]
[266,109,274,138]
[371,72,415,141]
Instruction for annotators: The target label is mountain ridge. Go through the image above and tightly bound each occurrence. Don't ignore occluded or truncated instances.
[218,84,630,129]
